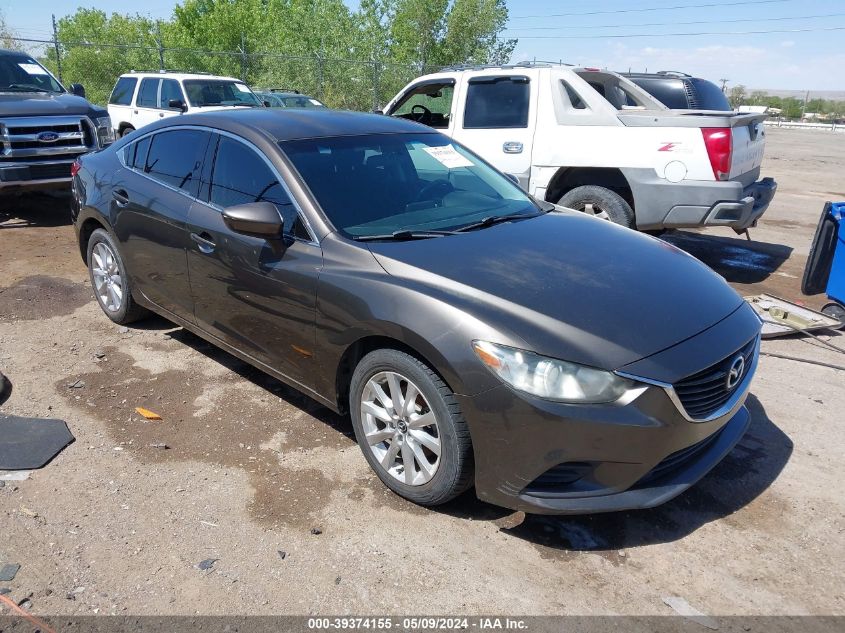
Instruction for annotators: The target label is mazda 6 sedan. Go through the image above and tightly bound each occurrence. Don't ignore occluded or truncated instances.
[71,109,761,514]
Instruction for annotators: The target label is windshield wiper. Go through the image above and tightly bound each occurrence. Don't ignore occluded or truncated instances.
[455,211,545,233]
[352,229,459,242]
[3,85,53,93]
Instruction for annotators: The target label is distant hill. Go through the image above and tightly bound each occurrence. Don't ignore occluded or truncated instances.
[748,89,845,101]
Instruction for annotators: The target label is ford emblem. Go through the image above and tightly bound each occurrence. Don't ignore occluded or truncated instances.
[37,131,60,143]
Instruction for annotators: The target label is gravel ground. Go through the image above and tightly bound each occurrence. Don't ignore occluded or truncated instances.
[0,127,843,617]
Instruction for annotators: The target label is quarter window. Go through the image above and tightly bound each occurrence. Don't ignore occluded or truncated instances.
[210,137,306,239]
[136,78,159,108]
[143,129,210,197]
[159,79,184,109]
[109,77,137,106]
[128,135,151,169]
[463,77,530,129]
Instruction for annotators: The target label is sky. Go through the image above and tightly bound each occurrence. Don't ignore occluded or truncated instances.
[2,0,844,91]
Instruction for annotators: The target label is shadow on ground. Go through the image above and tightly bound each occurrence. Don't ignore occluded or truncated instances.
[0,192,73,229]
[664,231,793,284]
[497,394,792,552]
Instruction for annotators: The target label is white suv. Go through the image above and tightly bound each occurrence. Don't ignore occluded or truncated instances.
[107,71,262,137]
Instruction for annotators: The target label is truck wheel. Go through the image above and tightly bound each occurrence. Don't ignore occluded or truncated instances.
[558,185,635,229]
[120,126,135,138]
[349,349,474,506]
[822,302,845,324]
[86,228,149,325]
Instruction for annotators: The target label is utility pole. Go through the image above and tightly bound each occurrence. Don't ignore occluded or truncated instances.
[155,21,165,71]
[239,32,247,82]
[51,14,62,83]
[801,90,809,120]
[719,78,729,93]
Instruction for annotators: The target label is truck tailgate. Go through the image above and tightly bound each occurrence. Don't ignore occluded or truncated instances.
[729,113,767,180]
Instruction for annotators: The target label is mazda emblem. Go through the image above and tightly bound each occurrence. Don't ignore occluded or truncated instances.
[726,355,745,390]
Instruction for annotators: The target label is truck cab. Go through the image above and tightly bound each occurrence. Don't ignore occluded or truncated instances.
[0,48,114,193]
[384,63,776,232]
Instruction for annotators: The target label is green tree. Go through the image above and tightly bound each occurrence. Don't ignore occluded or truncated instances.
[728,84,747,108]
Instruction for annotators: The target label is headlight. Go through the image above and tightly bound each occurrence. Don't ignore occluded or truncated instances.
[472,340,638,403]
[94,116,115,147]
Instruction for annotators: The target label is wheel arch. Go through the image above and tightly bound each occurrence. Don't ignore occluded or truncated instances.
[78,216,110,263]
[332,333,461,415]
[545,166,635,212]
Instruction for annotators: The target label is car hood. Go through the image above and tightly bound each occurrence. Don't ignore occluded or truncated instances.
[367,211,745,370]
[0,93,100,117]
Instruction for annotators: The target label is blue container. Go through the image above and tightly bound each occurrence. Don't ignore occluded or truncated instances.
[803,201,845,319]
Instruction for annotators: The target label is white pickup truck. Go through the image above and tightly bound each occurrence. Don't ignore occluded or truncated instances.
[382,63,776,231]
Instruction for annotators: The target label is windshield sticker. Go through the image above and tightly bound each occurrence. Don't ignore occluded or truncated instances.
[234,83,251,93]
[18,63,49,76]
[422,145,474,169]
[309,98,322,106]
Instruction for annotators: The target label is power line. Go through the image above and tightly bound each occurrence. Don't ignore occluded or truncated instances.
[509,0,799,20]
[501,25,845,40]
[503,12,845,33]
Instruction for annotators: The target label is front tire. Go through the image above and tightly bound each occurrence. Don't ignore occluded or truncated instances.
[86,228,148,324]
[558,185,636,229]
[349,349,473,506]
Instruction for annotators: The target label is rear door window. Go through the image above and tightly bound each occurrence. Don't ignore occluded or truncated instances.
[463,77,530,129]
[209,136,307,239]
[109,77,137,106]
[159,79,184,110]
[143,129,211,197]
[136,78,159,108]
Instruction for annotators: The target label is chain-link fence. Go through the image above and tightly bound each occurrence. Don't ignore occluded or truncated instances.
[7,36,441,111]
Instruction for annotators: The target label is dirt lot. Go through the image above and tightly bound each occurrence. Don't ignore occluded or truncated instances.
[0,127,843,617]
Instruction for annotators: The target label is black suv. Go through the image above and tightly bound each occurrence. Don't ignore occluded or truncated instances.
[0,49,114,193]
[623,71,732,111]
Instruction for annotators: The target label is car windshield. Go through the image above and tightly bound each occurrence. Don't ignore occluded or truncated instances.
[0,56,64,93]
[182,79,261,107]
[280,95,325,108]
[281,133,538,239]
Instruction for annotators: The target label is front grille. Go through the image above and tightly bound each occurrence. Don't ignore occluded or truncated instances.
[0,116,95,162]
[524,462,594,494]
[636,430,722,487]
[673,337,757,419]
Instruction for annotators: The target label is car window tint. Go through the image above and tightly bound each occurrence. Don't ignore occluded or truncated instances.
[143,129,209,197]
[136,78,159,108]
[463,78,529,129]
[390,83,454,129]
[129,135,151,169]
[159,79,184,109]
[210,137,304,237]
[628,78,688,109]
[109,77,137,106]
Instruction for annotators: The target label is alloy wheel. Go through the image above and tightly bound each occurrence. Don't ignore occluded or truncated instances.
[91,242,124,313]
[577,201,611,221]
[360,371,441,486]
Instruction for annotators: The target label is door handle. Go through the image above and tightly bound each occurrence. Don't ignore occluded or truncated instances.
[112,189,130,207]
[503,142,523,154]
[190,232,216,254]
[159,112,165,117]
[133,109,138,114]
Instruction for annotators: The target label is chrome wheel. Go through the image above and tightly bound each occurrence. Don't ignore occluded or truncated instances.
[578,201,611,221]
[360,371,441,486]
[91,241,123,313]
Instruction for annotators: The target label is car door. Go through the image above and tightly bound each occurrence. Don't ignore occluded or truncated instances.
[157,78,186,121]
[186,133,322,390]
[133,78,162,130]
[451,75,537,189]
[112,127,212,323]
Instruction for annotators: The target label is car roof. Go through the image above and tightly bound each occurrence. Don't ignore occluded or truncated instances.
[119,71,243,82]
[0,49,33,59]
[137,108,434,142]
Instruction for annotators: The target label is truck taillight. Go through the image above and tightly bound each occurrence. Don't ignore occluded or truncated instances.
[70,160,81,178]
[701,127,731,181]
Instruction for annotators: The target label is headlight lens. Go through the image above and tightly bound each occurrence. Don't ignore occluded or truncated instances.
[472,340,637,403]
[94,116,115,147]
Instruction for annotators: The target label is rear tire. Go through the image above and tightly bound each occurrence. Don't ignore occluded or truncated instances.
[558,185,636,229]
[120,126,135,138]
[86,228,149,325]
[349,349,473,506]
[822,302,845,324]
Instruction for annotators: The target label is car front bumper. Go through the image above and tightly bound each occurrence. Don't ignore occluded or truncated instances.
[456,307,761,515]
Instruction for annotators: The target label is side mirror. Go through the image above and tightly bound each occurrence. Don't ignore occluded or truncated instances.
[69,83,86,98]
[168,99,188,113]
[222,202,284,239]
[372,109,384,115]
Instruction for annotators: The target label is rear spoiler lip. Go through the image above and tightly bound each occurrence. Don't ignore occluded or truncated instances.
[617,111,768,128]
